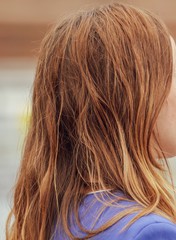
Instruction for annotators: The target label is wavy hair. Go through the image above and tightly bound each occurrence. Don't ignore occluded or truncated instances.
[6,2,176,240]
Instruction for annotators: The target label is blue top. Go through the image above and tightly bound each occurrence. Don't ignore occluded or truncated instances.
[52,190,176,239]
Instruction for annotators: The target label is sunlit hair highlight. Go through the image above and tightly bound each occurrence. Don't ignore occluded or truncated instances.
[6,2,176,240]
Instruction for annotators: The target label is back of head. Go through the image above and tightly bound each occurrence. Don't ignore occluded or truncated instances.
[6,2,175,240]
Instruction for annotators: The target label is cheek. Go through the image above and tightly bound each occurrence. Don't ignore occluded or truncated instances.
[154,93,176,158]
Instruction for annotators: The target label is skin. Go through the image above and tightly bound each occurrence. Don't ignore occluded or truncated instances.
[152,36,176,159]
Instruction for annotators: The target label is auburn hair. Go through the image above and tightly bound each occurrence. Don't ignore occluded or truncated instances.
[6,2,176,240]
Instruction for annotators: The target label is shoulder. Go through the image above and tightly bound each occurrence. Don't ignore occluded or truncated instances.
[120,213,176,240]
[82,192,176,240]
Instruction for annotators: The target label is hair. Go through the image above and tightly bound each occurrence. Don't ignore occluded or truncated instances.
[6,2,176,240]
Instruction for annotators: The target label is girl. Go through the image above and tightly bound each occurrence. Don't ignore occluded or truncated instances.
[6,2,176,240]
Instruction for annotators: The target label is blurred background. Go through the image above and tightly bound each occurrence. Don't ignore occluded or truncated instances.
[0,0,176,239]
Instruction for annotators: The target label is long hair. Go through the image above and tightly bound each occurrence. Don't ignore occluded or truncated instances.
[6,2,176,240]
